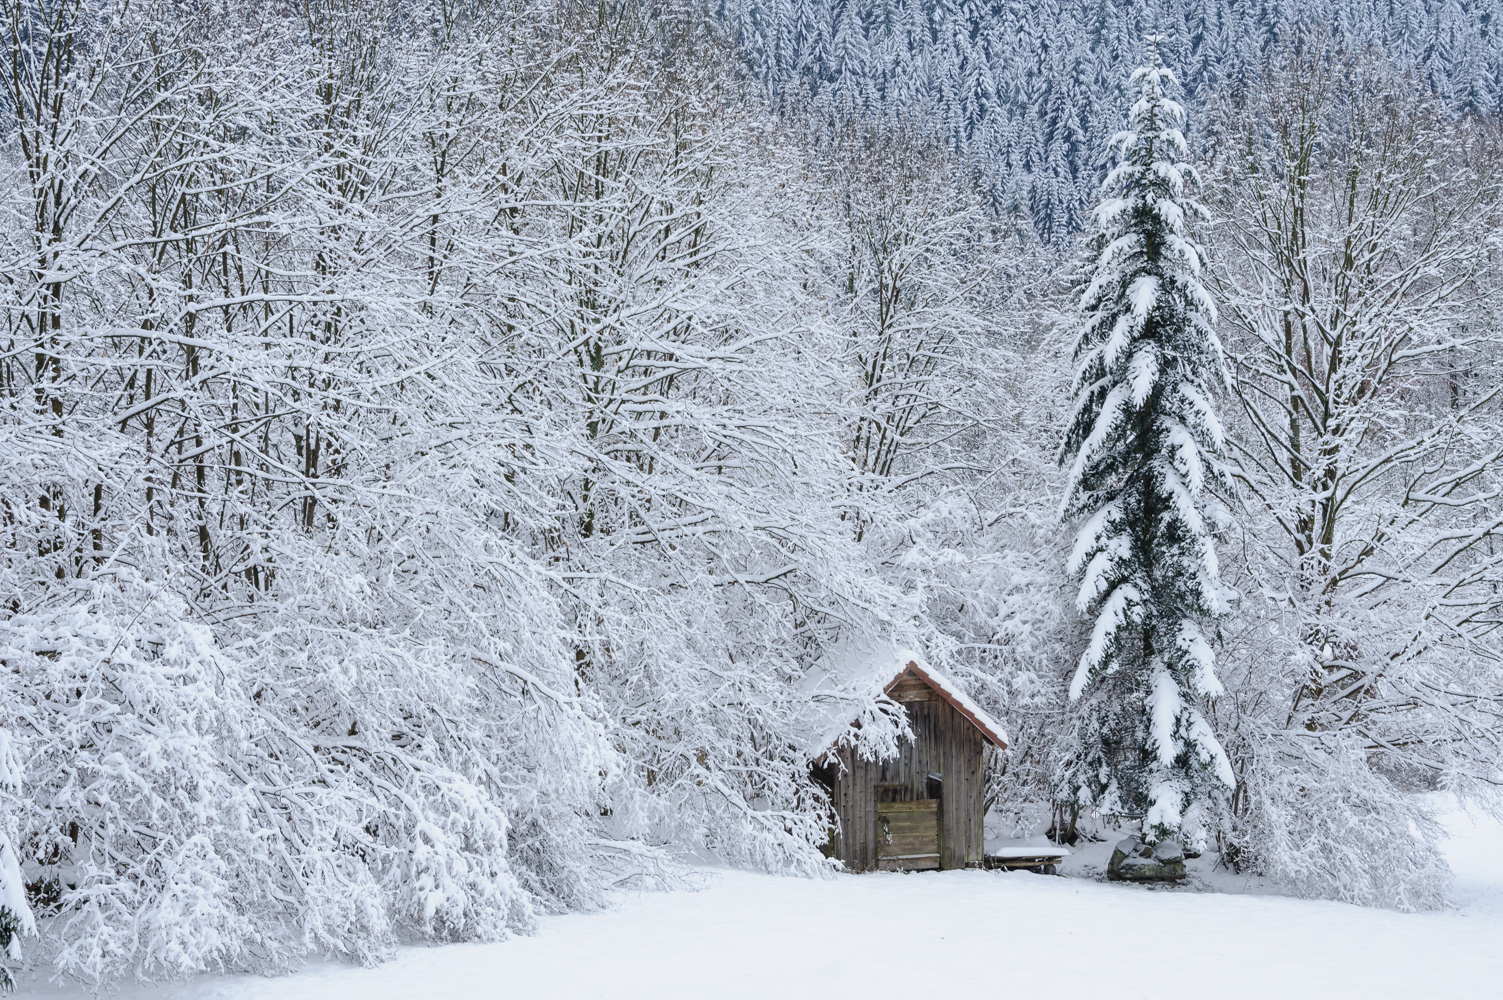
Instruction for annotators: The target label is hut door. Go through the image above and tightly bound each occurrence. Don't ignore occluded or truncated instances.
[876,799,941,871]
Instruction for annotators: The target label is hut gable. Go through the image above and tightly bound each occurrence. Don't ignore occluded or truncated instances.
[883,662,1008,750]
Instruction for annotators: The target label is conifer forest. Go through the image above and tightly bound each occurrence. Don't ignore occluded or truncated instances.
[2,0,1502,990]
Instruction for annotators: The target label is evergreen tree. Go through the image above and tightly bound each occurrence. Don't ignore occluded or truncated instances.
[1057,37,1235,849]
[726,0,1503,236]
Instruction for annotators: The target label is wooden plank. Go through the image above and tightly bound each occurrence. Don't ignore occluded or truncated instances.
[844,746,860,870]
[985,855,1061,873]
[910,700,941,801]
[878,803,940,839]
[852,750,875,871]
[877,800,937,813]
[925,696,985,870]
[832,747,849,867]
[876,801,938,824]
[877,798,940,871]
[967,709,981,863]
[938,699,955,870]
[836,745,879,871]
[861,753,878,870]
[877,857,940,871]
[951,711,966,868]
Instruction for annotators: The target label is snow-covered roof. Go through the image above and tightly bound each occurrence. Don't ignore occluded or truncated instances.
[801,639,1009,757]
[897,659,1010,750]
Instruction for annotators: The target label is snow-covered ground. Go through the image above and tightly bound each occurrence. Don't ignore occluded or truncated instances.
[19,803,1503,1000]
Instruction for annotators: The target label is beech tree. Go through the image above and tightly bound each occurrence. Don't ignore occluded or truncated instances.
[814,123,1003,533]
[1207,42,1503,909]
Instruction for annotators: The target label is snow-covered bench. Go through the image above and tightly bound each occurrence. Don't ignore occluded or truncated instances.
[983,845,1071,874]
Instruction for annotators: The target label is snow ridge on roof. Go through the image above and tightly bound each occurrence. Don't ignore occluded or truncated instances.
[801,640,1009,757]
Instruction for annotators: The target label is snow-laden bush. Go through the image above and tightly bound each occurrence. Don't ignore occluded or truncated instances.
[7,588,296,984]
[1,578,555,985]
[1228,732,1451,911]
[0,724,35,991]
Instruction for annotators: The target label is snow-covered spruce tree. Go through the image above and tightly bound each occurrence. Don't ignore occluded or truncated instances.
[1057,38,1235,850]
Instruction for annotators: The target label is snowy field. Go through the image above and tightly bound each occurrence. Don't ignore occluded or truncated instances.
[19,804,1503,1000]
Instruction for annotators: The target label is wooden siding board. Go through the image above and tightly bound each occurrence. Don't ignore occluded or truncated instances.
[858,752,878,870]
[940,700,957,870]
[832,749,847,865]
[886,671,939,703]
[932,695,982,869]
[864,755,877,869]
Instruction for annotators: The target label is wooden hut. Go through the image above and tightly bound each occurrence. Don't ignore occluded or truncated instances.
[815,660,1008,872]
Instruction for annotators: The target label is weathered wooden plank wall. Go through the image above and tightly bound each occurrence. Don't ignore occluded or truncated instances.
[940,704,984,868]
[832,748,878,870]
[830,669,987,871]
